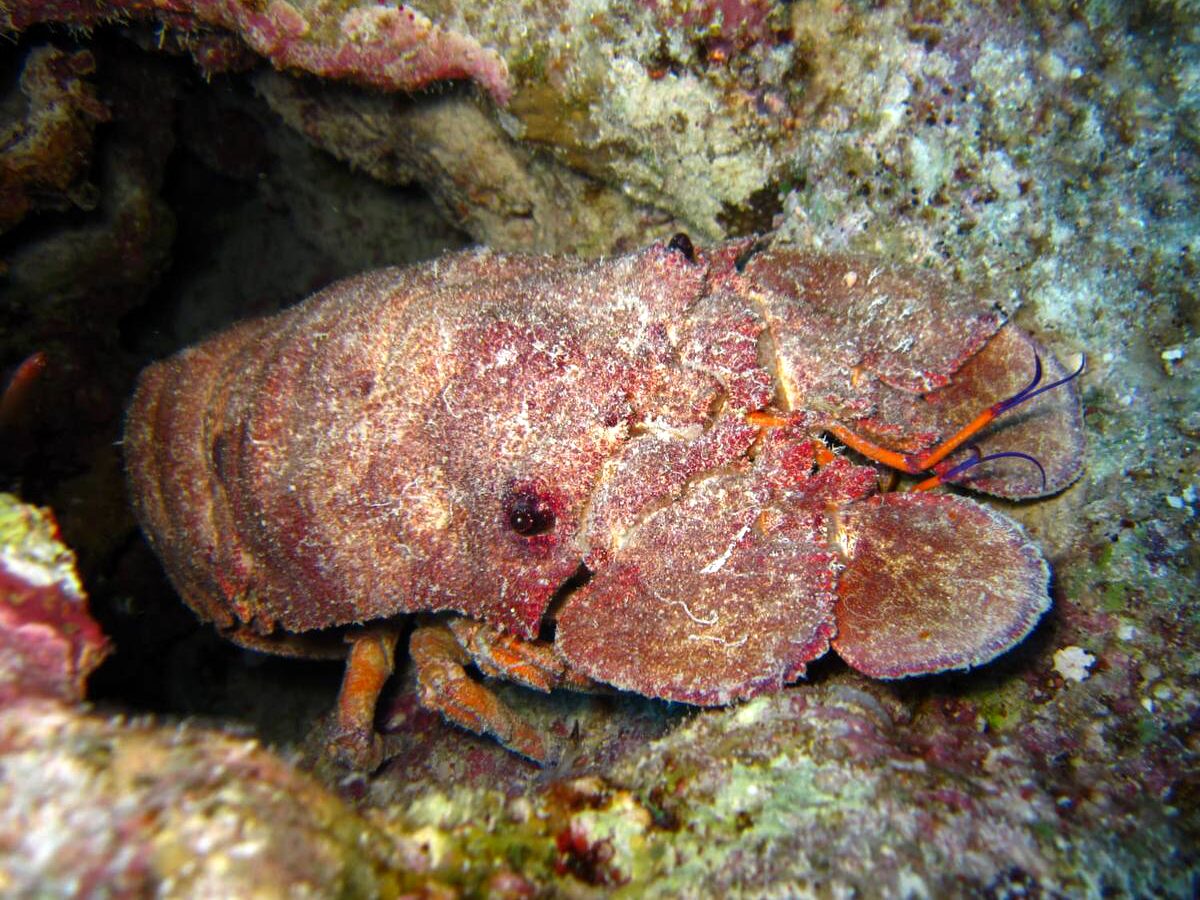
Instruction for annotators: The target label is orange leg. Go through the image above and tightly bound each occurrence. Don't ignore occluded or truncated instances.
[411,621,552,763]
[826,408,998,476]
[1,351,49,468]
[827,351,1084,490]
[447,618,600,694]
[328,625,399,771]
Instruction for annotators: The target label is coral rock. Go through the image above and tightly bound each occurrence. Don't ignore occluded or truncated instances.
[2,0,511,104]
[0,494,109,705]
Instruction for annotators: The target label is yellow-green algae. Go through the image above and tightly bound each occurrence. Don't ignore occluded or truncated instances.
[0,493,84,596]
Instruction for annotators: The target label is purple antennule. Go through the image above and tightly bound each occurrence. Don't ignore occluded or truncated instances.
[994,351,1086,416]
[940,447,1048,491]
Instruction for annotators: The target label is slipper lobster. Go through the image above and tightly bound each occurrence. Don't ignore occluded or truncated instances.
[124,236,1084,768]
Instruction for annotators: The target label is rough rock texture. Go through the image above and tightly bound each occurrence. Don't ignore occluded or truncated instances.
[0,0,511,103]
[6,1,1199,268]
[0,45,109,235]
[0,500,429,895]
[0,701,416,896]
[253,72,668,255]
[362,684,1192,896]
[0,493,108,705]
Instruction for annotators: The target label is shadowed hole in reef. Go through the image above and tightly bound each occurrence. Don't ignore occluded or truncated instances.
[96,52,468,749]
[87,533,345,748]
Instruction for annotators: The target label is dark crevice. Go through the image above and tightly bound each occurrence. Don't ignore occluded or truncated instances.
[540,563,592,639]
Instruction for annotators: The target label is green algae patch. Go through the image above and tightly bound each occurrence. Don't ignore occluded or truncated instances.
[969,677,1031,735]
[568,791,656,885]
[708,753,870,839]
[632,752,873,896]
[360,735,877,896]
[0,493,84,595]
[399,785,503,831]
[1102,581,1130,614]
[368,783,555,887]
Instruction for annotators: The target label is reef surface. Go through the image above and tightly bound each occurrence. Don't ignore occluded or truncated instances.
[0,1,1196,895]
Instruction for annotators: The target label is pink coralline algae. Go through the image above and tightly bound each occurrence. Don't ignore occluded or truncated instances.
[0,493,110,706]
[124,236,1084,766]
[1,1,511,104]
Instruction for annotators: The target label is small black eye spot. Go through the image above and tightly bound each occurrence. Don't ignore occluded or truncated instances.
[667,232,696,262]
[507,491,555,536]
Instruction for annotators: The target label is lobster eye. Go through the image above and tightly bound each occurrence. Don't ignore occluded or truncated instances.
[667,232,696,262]
[507,490,555,536]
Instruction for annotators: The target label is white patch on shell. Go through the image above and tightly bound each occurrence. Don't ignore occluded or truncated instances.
[699,522,752,574]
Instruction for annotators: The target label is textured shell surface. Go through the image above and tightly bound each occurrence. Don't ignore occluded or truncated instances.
[125,237,1083,703]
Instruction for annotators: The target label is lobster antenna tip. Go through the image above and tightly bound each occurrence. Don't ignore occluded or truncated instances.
[995,349,1085,416]
[916,448,1047,492]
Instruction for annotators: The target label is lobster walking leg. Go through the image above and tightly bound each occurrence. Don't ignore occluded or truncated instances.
[329,625,399,771]
[411,621,551,763]
[447,618,600,694]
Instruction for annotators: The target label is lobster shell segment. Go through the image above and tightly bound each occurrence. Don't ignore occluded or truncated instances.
[557,467,842,706]
[831,492,1051,678]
